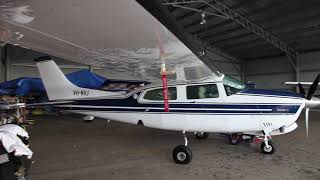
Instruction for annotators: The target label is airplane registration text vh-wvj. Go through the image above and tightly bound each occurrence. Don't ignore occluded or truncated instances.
[35,56,320,164]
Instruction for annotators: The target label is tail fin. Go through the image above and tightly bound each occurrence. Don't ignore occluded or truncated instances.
[34,56,119,100]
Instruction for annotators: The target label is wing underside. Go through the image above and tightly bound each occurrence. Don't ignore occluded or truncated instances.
[0,0,217,82]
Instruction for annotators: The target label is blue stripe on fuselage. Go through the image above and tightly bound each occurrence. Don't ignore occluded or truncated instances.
[55,94,302,114]
[58,107,299,114]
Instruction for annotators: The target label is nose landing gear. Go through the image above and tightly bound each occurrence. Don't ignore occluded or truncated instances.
[250,130,276,155]
[226,132,276,155]
[260,130,276,154]
[261,141,276,154]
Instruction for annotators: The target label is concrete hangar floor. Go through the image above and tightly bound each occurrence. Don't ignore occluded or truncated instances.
[28,113,320,180]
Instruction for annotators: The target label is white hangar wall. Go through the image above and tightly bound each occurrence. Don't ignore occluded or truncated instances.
[244,51,320,92]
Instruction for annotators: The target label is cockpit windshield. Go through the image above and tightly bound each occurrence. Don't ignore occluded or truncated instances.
[223,75,247,96]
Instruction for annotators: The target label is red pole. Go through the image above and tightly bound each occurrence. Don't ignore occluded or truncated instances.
[155,24,169,112]
[161,64,169,112]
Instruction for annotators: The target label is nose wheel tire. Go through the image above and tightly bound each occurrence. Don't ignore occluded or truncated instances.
[172,145,192,164]
[261,141,276,154]
[195,132,209,139]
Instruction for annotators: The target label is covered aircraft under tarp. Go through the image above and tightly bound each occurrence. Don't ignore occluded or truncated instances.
[0,77,45,96]
[0,69,147,96]
[0,0,218,82]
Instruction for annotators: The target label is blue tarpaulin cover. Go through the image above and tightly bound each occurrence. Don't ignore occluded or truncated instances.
[0,89,10,95]
[66,69,107,89]
[0,70,107,96]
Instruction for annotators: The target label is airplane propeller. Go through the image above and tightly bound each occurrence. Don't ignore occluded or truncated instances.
[297,74,320,142]
[297,83,305,96]
[306,74,320,100]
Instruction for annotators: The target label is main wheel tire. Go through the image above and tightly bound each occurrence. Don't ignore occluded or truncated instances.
[261,141,276,155]
[228,133,241,145]
[195,132,209,139]
[172,145,192,164]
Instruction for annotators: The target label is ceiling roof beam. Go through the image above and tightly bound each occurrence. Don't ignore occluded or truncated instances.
[224,33,320,55]
[216,21,320,50]
[196,1,303,39]
[182,0,265,30]
[176,0,250,23]
[175,4,210,21]
[138,0,244,74]
[203,5,320,41]
[187,0,287,33]
[163,0,298,59]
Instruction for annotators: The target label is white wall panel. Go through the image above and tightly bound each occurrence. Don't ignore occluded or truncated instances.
[244,51,320,92]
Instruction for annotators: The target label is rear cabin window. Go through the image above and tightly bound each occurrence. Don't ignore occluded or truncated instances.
[143,87,177,100]
[187,84,219,99]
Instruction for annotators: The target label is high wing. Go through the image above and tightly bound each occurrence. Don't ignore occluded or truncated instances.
[0,0,217,82]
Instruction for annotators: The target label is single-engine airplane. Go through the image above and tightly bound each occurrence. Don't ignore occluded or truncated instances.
[34,56,320,164]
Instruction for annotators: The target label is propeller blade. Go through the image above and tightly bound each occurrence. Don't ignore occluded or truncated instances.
[306,74,320,100]
[297,83,306,96]
[305,108,310,143]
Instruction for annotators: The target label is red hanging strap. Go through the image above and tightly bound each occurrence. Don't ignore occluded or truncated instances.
[161,67,169,112]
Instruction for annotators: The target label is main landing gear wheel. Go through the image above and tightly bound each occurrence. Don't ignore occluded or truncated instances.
[228,133,241,145]
[172,145,193,164]
[173,131,192,164]
[195,132,209,139]
[261,141,276,154]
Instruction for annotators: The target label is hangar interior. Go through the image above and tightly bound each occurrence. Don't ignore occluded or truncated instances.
[1,0,320,180]
[1,0,320,92]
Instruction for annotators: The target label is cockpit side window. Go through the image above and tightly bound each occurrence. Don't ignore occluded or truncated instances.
[143,87,177,100]
[186,84,219,99]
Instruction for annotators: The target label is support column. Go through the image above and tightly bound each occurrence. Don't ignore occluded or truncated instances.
[89,65,93,72]
[4,45,11,81]
[295,56,300,93]
[0,46,3,82]
[0,45,6,82]
[240,62,245,82]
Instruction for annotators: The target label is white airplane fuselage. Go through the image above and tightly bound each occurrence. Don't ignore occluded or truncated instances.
[36,59,306,137]
[57,81,305,136]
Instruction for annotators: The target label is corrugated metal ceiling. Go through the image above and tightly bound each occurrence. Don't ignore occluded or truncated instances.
[158,0,320,60]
